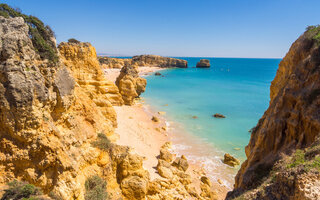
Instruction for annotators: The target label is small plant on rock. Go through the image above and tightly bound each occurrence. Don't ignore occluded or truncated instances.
[84,175,108,200]
[1,180,42,200]
[92,133,112,151]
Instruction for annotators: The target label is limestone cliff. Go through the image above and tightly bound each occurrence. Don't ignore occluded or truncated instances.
[115,64,147,105]
[132,55,188,68]
[0,15,124,199]
[99,56,131,69]
[227,26,320,199]
[0,9,217,200]
[58,42,124,107]
[99,55,188,69]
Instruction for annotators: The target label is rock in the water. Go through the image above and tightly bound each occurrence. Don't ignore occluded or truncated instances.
[223,153,240,167]
[196,59,210,68]
[151,116,160,122]
[213,113,226,118]
[192,115,198,119]
[115,63,147,105]
[155,72,162,76]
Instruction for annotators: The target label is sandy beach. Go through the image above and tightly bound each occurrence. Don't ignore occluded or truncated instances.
[103,66,164,83]
[104,66,229,199]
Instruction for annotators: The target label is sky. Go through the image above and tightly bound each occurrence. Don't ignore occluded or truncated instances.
[1,0,320,58]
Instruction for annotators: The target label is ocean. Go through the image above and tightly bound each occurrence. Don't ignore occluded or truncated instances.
[140,57,281,188]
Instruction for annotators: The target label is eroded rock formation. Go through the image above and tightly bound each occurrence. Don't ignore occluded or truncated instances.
[196,59,210,68]
[99,55,188,69]
[115,63,147,105]
[132,55,188,68]
[59,42,124,107]
[228,26,320,198]
[99,56,131,69]
[0,15,124,199]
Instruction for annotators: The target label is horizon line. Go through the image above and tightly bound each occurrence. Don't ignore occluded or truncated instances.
[97,53,283,60]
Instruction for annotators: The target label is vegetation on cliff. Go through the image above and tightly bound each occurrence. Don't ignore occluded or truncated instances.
[229,137,320,200]
[0,3,58,63]
[1,180,43,200]
[228,26,320,199]
[84,176,108,200]
[306,25,320,44]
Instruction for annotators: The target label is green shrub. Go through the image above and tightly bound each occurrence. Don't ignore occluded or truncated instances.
[306,25,320,44]
[287,149,305,168]
[0,3,58,64]
[1,180,42,200]
[85,176,108,200]
[92,133,111,151]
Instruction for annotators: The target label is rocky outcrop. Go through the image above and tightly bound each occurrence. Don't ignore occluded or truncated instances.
[149,144,218,200]
[115,64,147,105]
[59,42,124,107]
[99,55,188,69]
[98,56,131,69]
[213,113,226,118]
[0,9,218,200]
[228,26,320,197]
[132,55,188,68]
[223,153,240,167]
[196,59,210,68]
[0,15,125,199]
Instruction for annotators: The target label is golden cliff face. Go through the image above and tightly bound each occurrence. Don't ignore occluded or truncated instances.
[59,42,124,107]
[115,64,147,105]
[0,14,217,200]
[233,27,320,192]
[0,16,123,199]
[99,55,188,69]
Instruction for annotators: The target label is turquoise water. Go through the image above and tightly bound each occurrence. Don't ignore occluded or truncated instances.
[141,57,280,161]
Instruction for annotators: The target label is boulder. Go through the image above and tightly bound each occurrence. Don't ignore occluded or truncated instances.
[172,156,189,172]
[213,113,226,118]
[223,153,240,167]
[157,166,173,179]
[151,116,160,123]
[196,59,210,68]
[200,176,212,187]
[121,176,148,200]
[155,72,162,76]
[200,183,218,200]
[159,148,174,162]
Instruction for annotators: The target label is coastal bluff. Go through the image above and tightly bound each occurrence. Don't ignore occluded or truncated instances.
[227,26,320,199]
[0,5,218,200]
[99,54,188,69]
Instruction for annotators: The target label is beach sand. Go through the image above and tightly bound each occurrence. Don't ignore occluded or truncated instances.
[104,66,229,199]
[103,66,164,83]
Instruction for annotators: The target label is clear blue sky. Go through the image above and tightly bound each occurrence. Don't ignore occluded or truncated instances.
[2,0,320,58]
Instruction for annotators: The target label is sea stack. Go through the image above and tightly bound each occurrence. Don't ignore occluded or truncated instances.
[196,59,210,68]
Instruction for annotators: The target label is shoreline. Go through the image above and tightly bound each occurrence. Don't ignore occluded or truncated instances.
[104,66,230,199]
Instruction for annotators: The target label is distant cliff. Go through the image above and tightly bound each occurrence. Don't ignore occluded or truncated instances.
[227,26,320,199]
[132,55,188,68]
[99,55,188,69]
